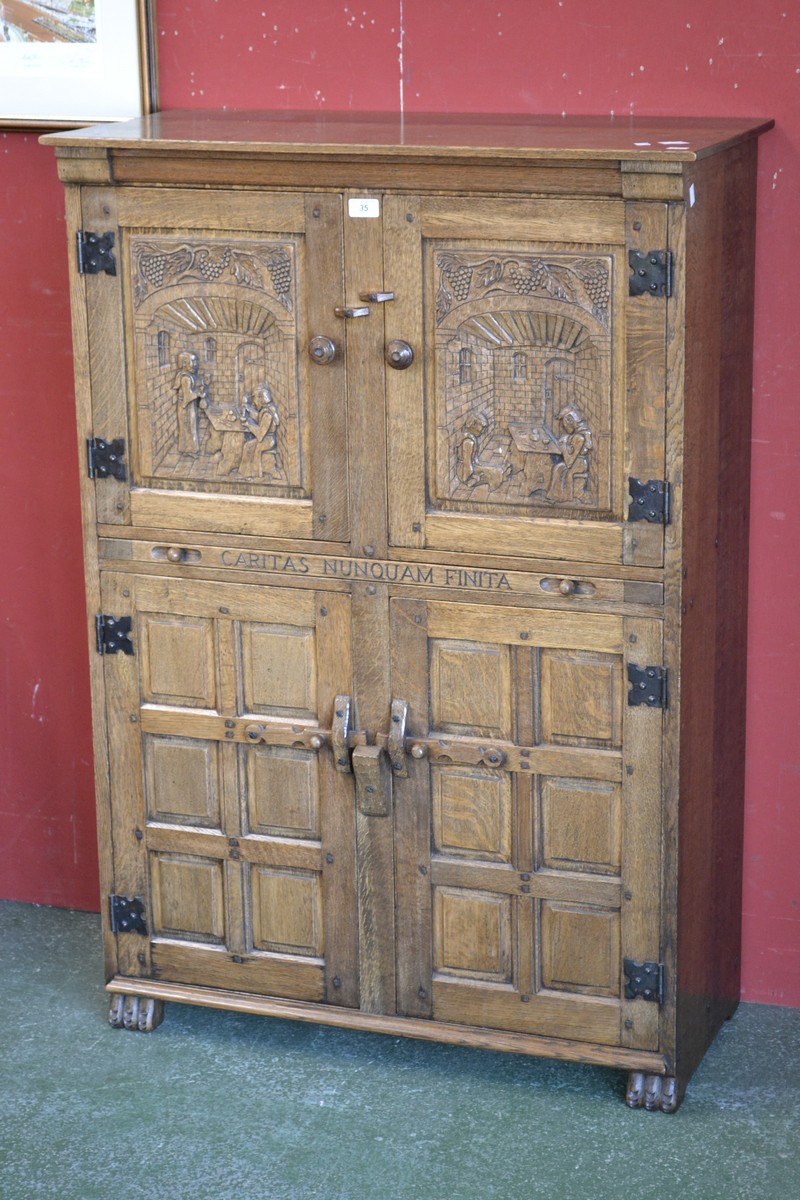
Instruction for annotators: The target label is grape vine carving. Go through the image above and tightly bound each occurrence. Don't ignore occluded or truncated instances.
[435,253,610,327]
[133,241,294,311]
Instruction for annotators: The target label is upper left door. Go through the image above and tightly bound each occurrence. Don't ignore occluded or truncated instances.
[78,186,349,543]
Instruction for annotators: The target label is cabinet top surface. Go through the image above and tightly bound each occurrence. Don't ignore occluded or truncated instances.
[42,108,773,162]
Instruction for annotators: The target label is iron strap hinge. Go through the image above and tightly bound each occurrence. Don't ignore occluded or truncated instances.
[628,249,672,298]
[627,664,668,709]
[87,437,126,481]
[96,614,134,656]
[623,958,665,1005]
[109,895,148,935]
[628,477,671,524]
[77,230,117,276]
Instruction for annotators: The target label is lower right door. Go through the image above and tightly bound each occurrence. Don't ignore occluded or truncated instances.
[390,594,663,1053]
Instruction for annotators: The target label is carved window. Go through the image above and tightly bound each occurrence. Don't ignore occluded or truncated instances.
[513,352,528,382]
[459,347,473,385]
[157,330,171,367]
[204,337,217,363]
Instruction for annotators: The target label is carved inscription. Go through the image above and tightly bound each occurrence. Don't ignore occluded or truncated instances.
[217,550,513,591]
[129,236,304,494]
[431,248,613,517]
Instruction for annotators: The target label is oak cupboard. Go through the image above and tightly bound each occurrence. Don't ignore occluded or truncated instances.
[43,110,773,1112]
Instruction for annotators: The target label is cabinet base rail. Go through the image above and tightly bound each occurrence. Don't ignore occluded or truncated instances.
[106,976,668,1075]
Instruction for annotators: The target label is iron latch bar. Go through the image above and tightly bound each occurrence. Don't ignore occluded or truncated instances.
[109,895,148,935]
[387,698,409,777]
[623,958,664,1004]
[628,249,672,298]
[87,437,126,481]
[96,614,134,656]
[627,664,668,709]
[77,230,117,276]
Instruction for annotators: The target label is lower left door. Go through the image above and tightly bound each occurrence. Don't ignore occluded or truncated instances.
[99,571,358,1009]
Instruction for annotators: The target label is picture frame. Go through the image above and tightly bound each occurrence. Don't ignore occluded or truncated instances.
[0,0,158,129]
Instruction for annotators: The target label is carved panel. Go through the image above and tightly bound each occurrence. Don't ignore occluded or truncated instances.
[129,236,305,495]
[433,887,513,982]
[245,745,320,839]
[540,902,620,997]
[240,621,318,719]
[539,778,621,875]
[540,650,623,747]
[150,853,226,943]
[429,246,613,517]
[138,614,217,708]
[144,735,221,828]
[429,637,512,739]
[250,867,323,956]
[431,765,513,863]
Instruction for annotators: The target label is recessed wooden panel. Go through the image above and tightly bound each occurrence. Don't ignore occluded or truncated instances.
[430,638,511,738]
[540,902,620,997]
[540,650,622,747]
[433,887,512,982]
[240,621,317,718]
[250,867,323,956]
[432,765,512,863]
[150,853,226,943]
[540,778,621,875]
[144,735,221,827]
[245,745,319,838]
[139,614,216,707]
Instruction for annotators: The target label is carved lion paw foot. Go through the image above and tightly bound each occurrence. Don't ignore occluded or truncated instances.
[108,993,165,1033]
[626,1071,680,1113]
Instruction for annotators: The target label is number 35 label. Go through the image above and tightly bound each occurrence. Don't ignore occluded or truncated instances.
[348,198,380,218]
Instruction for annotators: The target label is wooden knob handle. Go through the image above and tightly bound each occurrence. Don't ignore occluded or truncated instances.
[308,734,325,750]
[386,339,414,370]
[559,579,577,595]
[166,546,185,563]
[308,335,337,365]
[410,743,427,760]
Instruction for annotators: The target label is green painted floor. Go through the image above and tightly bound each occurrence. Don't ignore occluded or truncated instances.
[1,901,798,1200]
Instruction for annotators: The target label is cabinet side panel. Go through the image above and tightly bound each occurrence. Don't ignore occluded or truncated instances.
[65,185,117,979]
[674,142,758,1080]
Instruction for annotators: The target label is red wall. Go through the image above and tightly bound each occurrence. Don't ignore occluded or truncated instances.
[1,0,797,1004]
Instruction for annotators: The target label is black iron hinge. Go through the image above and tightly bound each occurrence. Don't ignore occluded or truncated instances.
[629,249,672,298]
[627,664,668,709]
[109,895,148,935]
[87,437,126,481]
[96,614,134,656]
[629,477,671,524]
[624,958,665,1005]
[77,229,117,276]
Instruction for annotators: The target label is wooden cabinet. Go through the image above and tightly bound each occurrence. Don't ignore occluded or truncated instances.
[44,111,772,1111]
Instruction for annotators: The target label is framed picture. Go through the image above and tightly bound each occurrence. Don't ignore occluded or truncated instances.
[0,0,158,128]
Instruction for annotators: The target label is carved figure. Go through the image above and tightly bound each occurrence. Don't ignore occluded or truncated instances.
[172,351,206,456]
[455,414,512,493]
[544,406,593,503]
[240,385,282,479]
[456,414,488,484]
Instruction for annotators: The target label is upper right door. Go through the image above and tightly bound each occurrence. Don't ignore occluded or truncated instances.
[384,195,668,569]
